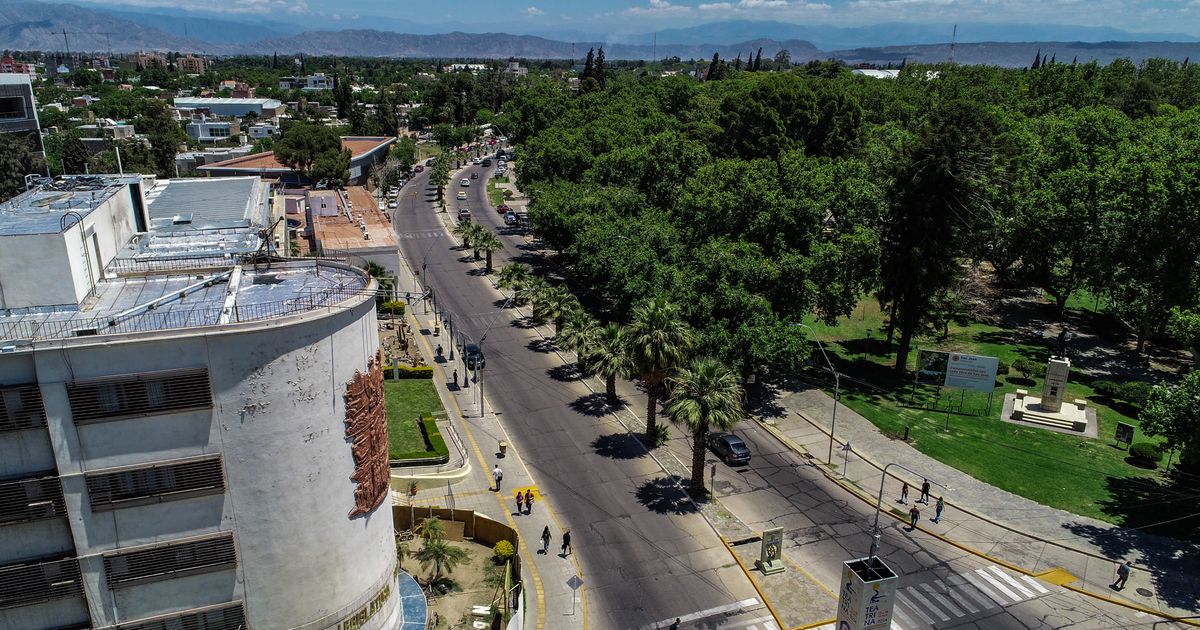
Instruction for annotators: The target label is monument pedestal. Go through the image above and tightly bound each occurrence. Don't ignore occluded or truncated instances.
[756,559,786,575]
[1004,389,1097,437]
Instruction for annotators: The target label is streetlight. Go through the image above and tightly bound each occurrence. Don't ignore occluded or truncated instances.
[792,323,840,465]
[870,463,950,559]
[465,288,529,416]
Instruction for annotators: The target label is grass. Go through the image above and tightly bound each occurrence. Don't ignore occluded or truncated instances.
[417,143,443,160]
[487,179,508,208]
[384,380,446,460]
[801,297,1185,534]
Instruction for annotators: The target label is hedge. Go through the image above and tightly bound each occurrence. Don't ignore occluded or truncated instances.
[1130,442,1161,465]
[1092,380,1152,408]
[422,417,450,458]
[379,301,406,316]
[393,365,434,379]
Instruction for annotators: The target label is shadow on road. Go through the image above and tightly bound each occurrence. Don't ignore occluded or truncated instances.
[635,476,699,515]
[572,393,614,418]
[591,432,648,460]
[547,363,580,382]
[526,338,555,353]
[511,316,542,330]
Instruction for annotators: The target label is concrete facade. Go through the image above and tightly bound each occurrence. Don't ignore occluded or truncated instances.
[0,268,400,630]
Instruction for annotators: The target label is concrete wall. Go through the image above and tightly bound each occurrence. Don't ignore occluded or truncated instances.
[0,273,397,629]
[0,232,74,308]
[0,595,90,630]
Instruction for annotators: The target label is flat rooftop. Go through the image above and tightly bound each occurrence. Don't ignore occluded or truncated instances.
[173,97,283,107]
[198,137,394,173]
[0,261,369,344]
[0,174,141,236]
[144,176,269,231]
[309,186,398,252]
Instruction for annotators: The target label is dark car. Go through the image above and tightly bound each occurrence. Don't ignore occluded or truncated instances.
[482,158,492,167]
[413,165,424,173]
[464,343,485,370]
[707,432,751,465]
[471,171,479,179]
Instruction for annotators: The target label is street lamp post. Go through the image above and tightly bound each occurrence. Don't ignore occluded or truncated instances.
[793,323,841,465]
[870,463,950,559]
[467,288,528,417]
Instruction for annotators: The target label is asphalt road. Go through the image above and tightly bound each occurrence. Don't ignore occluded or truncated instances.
[392,157,1176,630]
[393,159,762,630]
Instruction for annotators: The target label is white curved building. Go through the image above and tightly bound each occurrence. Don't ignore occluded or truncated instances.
[0,176,398,630]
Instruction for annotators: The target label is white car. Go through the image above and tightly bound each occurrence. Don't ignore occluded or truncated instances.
[460,178,470,187]
[472,157,482,165]
[387,200,397,209]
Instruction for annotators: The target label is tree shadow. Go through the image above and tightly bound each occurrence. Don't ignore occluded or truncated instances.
[836,337,894,358]
[547,363,580,382]
[511,317,541,330]
[526,338,554,353]
[634,476,698,515]
[1063,474,1200,610]
[591,432,648,460]
[571,392,611,418]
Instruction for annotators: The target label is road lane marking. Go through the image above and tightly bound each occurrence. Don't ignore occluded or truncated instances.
[904,586,950,621]
[988,565,1036,599]
[974,568,1022,602]
[933,578,976,614]
[891,604,917,630]
[898,591,938,625]
[918,582,965,618]
[945,574,995,612]
[632,598,760,630]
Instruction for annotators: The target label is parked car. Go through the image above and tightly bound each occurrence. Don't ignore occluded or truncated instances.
[707,433,751,465]
[497,203,511,214]
[464,343,485,369]
[472,157,482,165]
[457,208,471,222]
[387,200,397,209]
[504,211,518,226]
[426,157,437,166]
[460,178,470,187]
[414,165,424,173]
[457,191,468,201]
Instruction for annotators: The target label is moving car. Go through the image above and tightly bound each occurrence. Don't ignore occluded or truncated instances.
[425,157,437,166]
[470,172,479,179]
[482,158,492,167]
[464,343,485,369]
[504,211,517,226]
[457,191,468,201]
[457,208,471,222]
[707,433,751,465]
[472,157,481,165]
[387,200,397,209]
[460,178,470,187]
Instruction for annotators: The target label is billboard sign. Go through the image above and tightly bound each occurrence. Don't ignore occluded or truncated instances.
[836,557,898,630]
[916,349,998,393]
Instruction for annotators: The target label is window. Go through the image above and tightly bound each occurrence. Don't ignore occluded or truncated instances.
[67,368,212,424]
[0,475,65,524]
[0,96,26,120]
[104,533,236,588]
[0,556,83,609]
[87,456,224,510]
[0,384,47,432]
[113,602,245,630]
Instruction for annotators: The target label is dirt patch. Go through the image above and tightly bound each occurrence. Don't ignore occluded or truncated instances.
[401,539,508,629]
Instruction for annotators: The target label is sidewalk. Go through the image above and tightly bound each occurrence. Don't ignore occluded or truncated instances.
[757,379,1200,622]
[392,242,586,630]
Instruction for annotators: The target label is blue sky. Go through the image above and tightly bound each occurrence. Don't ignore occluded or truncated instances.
[84,0,1200,36]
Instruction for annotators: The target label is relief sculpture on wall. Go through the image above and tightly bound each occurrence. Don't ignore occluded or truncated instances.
[344,350,389,518]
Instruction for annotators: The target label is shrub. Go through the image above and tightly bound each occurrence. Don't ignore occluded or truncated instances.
[1129,442,1161,466]
[1092,380,1122,399]
[1092,380,1152,410]
[492,540,515,561]
[421,417,450,457]
[379,300,406,316]
[996,360,1010,376]
[394,365,434,379]
[1012,358,1036,379]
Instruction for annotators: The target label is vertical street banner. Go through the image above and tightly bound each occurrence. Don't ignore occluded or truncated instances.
[837,558,898,630]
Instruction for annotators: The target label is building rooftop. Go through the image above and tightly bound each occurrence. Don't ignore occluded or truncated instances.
[0,174,141,236]
[0,73,32,86]
[172,97,283,107]
[144,176,269,231]
[199,137,394,173]
[0,261,369,344]
[308,186,398,252]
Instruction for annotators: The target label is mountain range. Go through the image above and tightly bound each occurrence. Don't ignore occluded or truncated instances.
[4,1,1200,68]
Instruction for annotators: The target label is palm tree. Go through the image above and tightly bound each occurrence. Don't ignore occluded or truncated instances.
[363,261,394,301]
[475,229,504,272]
[497,263,532,292]
[416,515,446,542]
[532,284,579,335]
[626,298,693,444]
[557,309,599,355]
[451,221,475,249]
[413,539,469,582]
[467,223,487,260]
[664,358,744,496]
[580,323,633,405]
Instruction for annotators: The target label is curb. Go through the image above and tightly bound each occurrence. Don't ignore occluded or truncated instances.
[720,536,788,630]
[752,416,1200,627]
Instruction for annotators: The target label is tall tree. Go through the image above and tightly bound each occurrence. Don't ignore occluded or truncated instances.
[1169,307,1200,368]
[707,53,721,81]
[61,133,91,174]
[557,310,600,356]
[664,357,744,496]
[880,100,1005,372]
[333,73,354,119]
[1141,371,1200,471]
[412,539,468,581]
[627,297,693,444]
[0,133,44,200]
[476,229,504,273]
[580,323,634,405]
[753,48,763,71]
[595,47,607,91]
[275,121,349,184]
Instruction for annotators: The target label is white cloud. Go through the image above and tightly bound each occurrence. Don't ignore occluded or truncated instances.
[698,0,830,14]
[624,0,695,16]
[522,6,545,16]
[87,0,309,14]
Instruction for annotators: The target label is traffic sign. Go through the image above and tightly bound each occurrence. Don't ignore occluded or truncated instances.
[566,575,583,590]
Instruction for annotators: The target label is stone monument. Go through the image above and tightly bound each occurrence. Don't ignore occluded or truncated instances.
[1041,357,1071,412]
[757,527,786,575]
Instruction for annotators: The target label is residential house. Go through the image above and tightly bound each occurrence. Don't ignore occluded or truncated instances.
[0,55,36,75]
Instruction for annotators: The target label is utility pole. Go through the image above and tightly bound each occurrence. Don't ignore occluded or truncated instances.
[948,24,957,64]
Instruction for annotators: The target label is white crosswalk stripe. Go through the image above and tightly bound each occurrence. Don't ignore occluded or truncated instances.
[892,565,1052,628]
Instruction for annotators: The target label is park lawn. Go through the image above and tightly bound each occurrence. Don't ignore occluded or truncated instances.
[384,380,445,460]
[417,144,443,160]
[803,299,1171,527]
[487,178,508,208]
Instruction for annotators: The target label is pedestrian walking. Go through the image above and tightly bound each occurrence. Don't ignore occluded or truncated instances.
[452,368,459,387]
[908,505,920,530]
[561,529,572,556]
[1111,561,1132,590]
[670,619,681,630]
[920,479,931,504]
[540,526,552,555]
[899,482,909,504]
[515,490,524,514]
[524,489,534,515]
[933,497,944,523]
[492,464,503,492]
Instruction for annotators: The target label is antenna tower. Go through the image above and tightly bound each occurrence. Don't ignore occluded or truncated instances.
[949,24,957,64]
